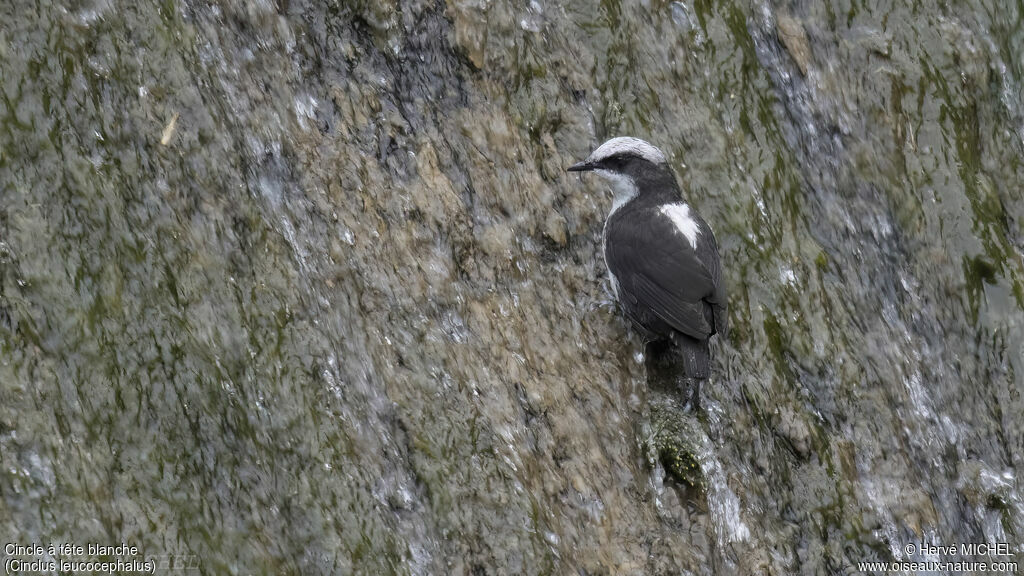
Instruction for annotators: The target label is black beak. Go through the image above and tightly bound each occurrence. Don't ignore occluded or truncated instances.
[567,161,595,172]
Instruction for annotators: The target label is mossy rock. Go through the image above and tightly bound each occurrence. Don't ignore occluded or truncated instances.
[649,399,705,491]
[658,438,704,490]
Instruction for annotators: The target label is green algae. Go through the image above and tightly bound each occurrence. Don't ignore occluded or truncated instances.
[649,403,705,491]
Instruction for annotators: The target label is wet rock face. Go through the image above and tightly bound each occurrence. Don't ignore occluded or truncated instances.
[775,14,811,76]
[2,0,1023,575]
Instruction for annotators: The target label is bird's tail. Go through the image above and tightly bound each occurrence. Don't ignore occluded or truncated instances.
[645,336,707,410]
[672,333,711,379]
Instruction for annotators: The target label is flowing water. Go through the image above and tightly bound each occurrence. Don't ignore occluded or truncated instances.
[2,0,1023,574]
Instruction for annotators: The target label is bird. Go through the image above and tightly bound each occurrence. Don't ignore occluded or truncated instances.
[568,136,727,379]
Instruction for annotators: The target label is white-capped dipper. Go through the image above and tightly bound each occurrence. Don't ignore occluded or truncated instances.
[568,137,727,378]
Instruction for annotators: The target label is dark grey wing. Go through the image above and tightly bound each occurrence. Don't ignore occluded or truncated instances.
[631,273,715,339]
[605,208,722,340]
[694,220,728,337]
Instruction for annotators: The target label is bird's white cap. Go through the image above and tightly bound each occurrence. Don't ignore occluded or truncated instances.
[586,137,667,165]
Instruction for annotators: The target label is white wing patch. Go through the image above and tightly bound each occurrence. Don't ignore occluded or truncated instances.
[588,137,667,165]
[660,203,700,249]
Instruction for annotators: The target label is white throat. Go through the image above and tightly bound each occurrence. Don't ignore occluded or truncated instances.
[594,169,638,216]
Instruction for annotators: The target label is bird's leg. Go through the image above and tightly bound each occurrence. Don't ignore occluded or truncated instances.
[680,376,701,412]
[644,340,702,410]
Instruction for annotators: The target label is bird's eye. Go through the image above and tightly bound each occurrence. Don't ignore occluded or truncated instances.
[602,156,627,170]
